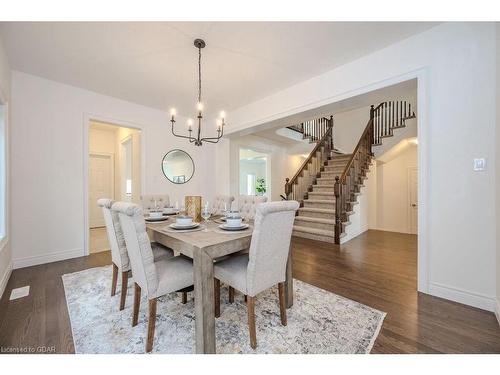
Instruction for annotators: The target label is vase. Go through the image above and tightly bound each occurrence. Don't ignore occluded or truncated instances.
[185,195,202,222]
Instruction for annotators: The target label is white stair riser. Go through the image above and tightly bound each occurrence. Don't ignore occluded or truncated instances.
[317,179,335,185]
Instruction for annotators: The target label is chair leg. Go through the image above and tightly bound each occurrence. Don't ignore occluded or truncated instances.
[119,271,129,311]
[132,283,141,327]
[111,263,118,296]
[278,282,287,326]
[146,298,157,353]
[181,291,187,304]
[214,278,221,318]
[228,286,235,303]
[247,296,257,349]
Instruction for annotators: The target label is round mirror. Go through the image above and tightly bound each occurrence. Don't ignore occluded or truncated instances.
[161,149,195,184]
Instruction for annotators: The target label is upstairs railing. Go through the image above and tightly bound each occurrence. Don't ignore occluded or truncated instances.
[287,116,332,143]
[373,100,416,145]
[285,116,334,202]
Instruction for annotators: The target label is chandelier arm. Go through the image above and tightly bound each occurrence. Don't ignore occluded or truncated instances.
[171,122,197,142]
[201,138,222,144]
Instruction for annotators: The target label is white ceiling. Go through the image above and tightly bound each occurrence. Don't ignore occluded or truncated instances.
[0,22,437,117]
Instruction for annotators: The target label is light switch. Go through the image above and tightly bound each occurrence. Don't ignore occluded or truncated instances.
[473,158,486,171]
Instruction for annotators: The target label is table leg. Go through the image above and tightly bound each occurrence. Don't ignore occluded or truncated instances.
[193,248,216,354]
[285,242,293,308]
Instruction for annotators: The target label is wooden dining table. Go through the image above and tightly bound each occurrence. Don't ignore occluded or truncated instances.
[146,217,294,354]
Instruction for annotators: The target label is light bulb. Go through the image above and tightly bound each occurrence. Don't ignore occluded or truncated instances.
[216,119,222,127]
[170,108,176,116]
[197,102,204,111]
[187,118,193,129]
[220,111,226,119]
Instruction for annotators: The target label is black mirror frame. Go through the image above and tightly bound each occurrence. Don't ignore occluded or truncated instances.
[161,149,195,184]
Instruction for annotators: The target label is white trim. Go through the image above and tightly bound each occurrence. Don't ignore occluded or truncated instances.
[0,260,12,299]
[83,113,147,257]
[428,282,496,312]
[13,248,83,269]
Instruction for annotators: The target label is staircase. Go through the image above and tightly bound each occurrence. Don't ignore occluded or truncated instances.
[285,101,415,244]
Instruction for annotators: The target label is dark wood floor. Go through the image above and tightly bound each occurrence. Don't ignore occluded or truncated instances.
[1,230,499,353]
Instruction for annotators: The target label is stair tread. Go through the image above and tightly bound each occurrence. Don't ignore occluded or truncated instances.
[293,225,334,237]
[299,207,335,213]
[294,216,335,224]
[305,199,335,203]
[309,191,334,195]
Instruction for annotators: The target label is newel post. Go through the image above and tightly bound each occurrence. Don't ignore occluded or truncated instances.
[285,178,290,199]
[334,176,341,244]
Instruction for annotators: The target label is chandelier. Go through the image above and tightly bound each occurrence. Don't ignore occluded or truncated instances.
[169,39,225,146]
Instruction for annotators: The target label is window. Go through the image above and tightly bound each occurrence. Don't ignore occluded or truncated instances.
[246,174,256,195]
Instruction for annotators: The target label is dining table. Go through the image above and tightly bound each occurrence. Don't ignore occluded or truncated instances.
[146,217,294,354]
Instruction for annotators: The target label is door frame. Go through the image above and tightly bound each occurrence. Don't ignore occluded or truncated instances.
[237,146,272,199]
[83,114,146,256]
[407,166,418,235]
[88,152,115,228]
[119,134,133,202]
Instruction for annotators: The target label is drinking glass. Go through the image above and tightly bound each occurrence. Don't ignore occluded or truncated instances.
[201,207,211,232]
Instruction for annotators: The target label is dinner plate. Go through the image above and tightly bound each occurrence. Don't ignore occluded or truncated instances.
[219,223,250,231]
[169,222,200,230]
[145,216,169,222]
[220,217,245,222]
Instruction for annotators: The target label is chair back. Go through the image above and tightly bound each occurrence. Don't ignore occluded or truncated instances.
[211,195,235,215]
[97,198,130,272]
[246,201,299,296]
[237,195,268,220]
[140,194,170,211]
[112,202,158,298]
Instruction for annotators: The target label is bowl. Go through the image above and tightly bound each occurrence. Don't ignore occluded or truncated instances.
[226,217,243,227]
[149,211,163,219]
[176,215,194,226]
[226,210,240,219]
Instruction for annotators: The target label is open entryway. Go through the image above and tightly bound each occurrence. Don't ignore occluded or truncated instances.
[87,120,141,254]
[239,148,270,198]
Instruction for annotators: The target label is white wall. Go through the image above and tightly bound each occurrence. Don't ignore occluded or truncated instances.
[0,35,11,299]
[10,71,216,268]
[496,23,500,324]
[222,23,497,312]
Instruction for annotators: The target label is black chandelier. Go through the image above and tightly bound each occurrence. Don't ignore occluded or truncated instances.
[169,39,225,146]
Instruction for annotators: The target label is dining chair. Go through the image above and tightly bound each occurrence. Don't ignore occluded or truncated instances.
[97,198,175,311]
[140,194,170,211]
[211,195,235,215]
[237,195,268,220]
[213,200,299,349]
[112,201,194,353]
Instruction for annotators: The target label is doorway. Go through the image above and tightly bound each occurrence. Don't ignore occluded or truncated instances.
[87,121,141,254]
[239,148,270,198]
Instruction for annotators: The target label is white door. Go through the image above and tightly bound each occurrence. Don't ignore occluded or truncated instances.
[89,154,114,228]
[408,167,418,234]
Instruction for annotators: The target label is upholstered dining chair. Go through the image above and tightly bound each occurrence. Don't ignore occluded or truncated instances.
[112,202,194,353]
[213,200,299,349]
[237,195,268,220]
[97,198,174,311]
[140,194,170,211]
[211,195,235,215]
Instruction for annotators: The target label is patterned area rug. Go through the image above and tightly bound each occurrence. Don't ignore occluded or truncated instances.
[62,266,385,354]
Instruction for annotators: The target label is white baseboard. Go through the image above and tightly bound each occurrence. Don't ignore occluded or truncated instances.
[0,261,12,300]
[428,281,496,312]
[495,300,500,327]
[13,248,83,269]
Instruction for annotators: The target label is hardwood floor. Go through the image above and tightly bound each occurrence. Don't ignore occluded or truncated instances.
[0,229,499,353]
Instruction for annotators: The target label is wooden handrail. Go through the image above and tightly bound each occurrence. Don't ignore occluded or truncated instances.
[285,117,333,193]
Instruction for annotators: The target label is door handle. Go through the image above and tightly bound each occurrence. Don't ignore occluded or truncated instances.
[411,203,418,207]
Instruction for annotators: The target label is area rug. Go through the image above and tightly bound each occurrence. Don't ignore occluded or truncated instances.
[62,266,385,354]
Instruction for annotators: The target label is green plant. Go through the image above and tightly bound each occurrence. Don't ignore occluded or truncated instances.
[255,177,266,195]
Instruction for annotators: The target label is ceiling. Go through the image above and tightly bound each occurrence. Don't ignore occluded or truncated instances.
[0,22,437,117]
